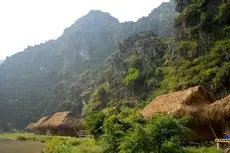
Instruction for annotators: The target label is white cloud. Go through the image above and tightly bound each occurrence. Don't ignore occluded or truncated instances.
[0,0,169,59]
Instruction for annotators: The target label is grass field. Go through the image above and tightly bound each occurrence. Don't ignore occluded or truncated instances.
[0,132,103,153]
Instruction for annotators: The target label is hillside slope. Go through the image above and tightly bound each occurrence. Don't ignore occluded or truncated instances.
[84,0,230,120]
[0,2,175,129]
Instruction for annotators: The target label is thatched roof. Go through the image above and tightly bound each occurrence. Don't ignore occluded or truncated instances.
[41,111,85,129]
[205,95,230,122]
[25,123,35,130]
[42,111,70,128]
[140,86,213,121]
[33,116,50,129]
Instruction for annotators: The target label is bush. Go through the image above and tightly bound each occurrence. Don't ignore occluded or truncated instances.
[98,108,144,153]
[120,115,189,153]
[16,135,28,141]
[123,68,140,89]
[72,138,102,153]
[97,111,188,153]
[44,138,72,153]
[85,111,106,139]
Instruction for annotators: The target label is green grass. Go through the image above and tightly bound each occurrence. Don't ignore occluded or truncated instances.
[0,133,221,153]
[0,132,103,153]
[184,146,223,153]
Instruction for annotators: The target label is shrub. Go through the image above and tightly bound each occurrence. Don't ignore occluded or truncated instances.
[98,108,144,153]
[16,135,28,141]
[119,115,189,153]
[44,138,72,153]
[123,68,140,89]
[85,111,106,139]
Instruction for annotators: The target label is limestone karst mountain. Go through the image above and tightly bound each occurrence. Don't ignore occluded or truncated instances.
[0,2,176,129]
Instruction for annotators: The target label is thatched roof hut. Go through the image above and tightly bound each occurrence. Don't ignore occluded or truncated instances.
[32,112,86,136]
[42,111,85,130]
[33,116,50,129]
[25,123,36,131]
[140,86,213,121]
[205,95,230,122]
[140,86,225,140]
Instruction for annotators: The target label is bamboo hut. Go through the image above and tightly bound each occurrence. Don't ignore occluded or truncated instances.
[40,111,85,137]
[140,86,222,140]
[25,123,36,132]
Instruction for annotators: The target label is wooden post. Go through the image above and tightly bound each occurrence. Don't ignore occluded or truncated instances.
[209,124,217,139]
[217,142,220,150]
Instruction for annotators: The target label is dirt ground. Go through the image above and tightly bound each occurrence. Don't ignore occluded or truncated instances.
[0,139,43,153]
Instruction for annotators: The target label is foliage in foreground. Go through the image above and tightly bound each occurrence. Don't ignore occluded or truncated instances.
[44,138,72,153]
[86,108,189,153]
[119,115,189,153]
[86,108,223,153]
[0,131,222,153]
[0,132,103,153]
[184,147,223,153]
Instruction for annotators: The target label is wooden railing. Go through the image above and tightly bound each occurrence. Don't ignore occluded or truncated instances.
[215,139,230,149]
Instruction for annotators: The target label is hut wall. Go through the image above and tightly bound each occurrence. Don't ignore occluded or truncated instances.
[47,128,58,135]
[57,127,77,137]
[189,123,223,141]
[35,128,46,135]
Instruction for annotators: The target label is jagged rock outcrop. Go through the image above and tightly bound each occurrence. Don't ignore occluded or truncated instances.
[163,0,230,99]
[0,2,176,129]
[85,31,167,113]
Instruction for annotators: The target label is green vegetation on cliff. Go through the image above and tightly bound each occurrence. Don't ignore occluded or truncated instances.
[160,0,230,98]
[0,2,175,129]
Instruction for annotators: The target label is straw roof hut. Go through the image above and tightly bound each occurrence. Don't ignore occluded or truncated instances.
[140,86,213,121]
[25,123,36,132]
[205,95,230,123]
[33,116,50,129]
[42,111,83,129]
[140,86,222,140]
[40,111,85,137]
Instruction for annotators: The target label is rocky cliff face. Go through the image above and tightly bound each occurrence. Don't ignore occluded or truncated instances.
[84,31,167,114]
[162,0,230,99]
[0,2,176,129]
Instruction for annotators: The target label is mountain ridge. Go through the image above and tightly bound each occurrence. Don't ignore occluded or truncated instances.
[0,2,176,129]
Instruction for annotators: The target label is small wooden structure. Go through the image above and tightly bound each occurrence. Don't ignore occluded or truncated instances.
[215,139,230,150]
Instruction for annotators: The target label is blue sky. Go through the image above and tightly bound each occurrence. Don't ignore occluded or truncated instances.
[0,0,169,59]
